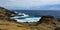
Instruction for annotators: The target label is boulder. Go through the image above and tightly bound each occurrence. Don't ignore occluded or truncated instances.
[37,16,55,24]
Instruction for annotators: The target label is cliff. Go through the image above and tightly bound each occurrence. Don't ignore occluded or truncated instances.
[36,16,60,30]
[0,7,31,30]
[0,7,60,30]
[0,7,16,20]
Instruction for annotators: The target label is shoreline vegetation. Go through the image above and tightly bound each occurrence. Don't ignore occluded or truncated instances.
[0,7,60,30]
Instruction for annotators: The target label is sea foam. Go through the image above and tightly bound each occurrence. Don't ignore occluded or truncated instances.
[10,12,41,22]
[15,17,41,22]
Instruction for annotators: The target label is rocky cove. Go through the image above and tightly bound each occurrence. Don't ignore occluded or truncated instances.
[0,7,60,30]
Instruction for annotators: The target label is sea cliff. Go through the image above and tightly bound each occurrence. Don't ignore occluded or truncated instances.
[0,7,60,30]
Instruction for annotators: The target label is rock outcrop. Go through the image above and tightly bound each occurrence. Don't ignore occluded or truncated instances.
[0,7,16,20]
[38,16,55,24]
[35,16,60,30]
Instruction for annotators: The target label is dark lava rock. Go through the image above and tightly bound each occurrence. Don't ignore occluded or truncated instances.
[0,7,16,19]
[38,16,54,23]
[36,15,55,25]
[55,27,60,30]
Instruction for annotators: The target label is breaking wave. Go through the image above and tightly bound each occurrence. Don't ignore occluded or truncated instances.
[10,12,41,22]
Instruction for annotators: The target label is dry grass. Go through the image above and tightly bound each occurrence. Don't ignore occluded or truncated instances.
[0,19,60,30]
[0,19,32,30]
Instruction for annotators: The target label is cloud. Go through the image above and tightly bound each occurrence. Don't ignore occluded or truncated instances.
[29,4,60,10]
[0,0,60,10]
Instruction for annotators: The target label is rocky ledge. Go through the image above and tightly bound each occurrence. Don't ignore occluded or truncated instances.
[0,7,60,30]
[37,16,60,30]
[0,7,17,21]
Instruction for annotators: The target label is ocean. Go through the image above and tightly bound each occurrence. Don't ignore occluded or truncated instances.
[15,10,60,18]
[11,10,60,22]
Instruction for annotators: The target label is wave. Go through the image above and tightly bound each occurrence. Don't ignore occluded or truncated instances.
[10,12,41,22]
[15,17,41,22]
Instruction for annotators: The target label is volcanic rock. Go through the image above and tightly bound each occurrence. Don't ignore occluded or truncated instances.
[0,7,16,20]
[38,16,55,24]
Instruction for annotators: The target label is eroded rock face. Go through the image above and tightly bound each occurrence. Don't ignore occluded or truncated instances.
[55,27,60,30]
[33,16,60,30]
[37,16,55,24]
[0,7,16,20]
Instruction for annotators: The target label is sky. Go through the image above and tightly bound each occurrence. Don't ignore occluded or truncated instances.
[0,0,60,10]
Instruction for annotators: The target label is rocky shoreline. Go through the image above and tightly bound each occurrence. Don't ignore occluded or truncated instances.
[0,7,60,30]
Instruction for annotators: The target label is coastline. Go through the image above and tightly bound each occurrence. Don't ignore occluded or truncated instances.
[0,7,60,30]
